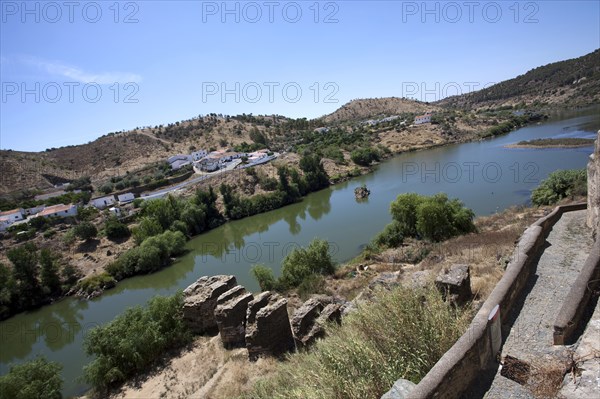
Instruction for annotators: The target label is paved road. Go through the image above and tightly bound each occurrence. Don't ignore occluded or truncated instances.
[484,210,593,398]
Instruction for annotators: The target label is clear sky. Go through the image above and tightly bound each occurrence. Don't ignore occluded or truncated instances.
[1,0,599,151]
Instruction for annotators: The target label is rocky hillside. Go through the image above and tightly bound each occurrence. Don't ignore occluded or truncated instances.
[438,49,600,109]
[0,115,291,195]
[320,97,439,124]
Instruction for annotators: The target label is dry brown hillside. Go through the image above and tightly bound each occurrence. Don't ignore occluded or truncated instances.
[321,97,441,124]
[0,115,288,195]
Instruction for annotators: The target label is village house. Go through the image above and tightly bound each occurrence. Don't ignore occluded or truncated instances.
[34,204,78,219]
[0,209,25,232]
[414,112,433,125]
[109,207,122,217]
[117,193,135,204]
[191,149,208,161]
[167,154,192,170]
[91,195,117,209]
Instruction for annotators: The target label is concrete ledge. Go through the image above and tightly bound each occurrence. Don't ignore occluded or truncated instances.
[553,238,600,345]
[407,203,587,399]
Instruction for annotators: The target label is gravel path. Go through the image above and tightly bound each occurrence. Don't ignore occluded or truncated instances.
[484,210,593,398]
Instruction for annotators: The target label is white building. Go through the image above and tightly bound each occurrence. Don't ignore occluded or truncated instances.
[24,205,45,216]
[117,193,135,204]
[0,209,24,232]
[109,207,122,217]
[167,154,192,170]
[198,157,220,172]
[34,204,78,219]
[91,195,117,209]
[414,113,432,125]
[191,149,208,161]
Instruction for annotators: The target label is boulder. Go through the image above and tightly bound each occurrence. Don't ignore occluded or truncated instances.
[369,271,401,291]
[214,285,254,348]
[245,291,295,361]
[182,275,237,334]
[381,379,416,399]
[435,264,472,306]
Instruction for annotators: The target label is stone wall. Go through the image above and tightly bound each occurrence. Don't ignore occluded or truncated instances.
[407,204,586,399]
[587,131,600,237]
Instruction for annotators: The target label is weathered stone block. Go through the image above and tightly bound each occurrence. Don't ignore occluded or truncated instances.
[214,285,253,348]
[291,296,333,348]
[435,264,472,305]
[182,275,237,334]
[245,291,295,361]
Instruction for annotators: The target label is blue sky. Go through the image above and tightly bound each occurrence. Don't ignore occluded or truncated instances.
[1,0,599,151]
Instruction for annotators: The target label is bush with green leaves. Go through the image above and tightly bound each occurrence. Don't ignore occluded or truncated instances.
[104,217,130,240]
[75,273,116,295]
[74,221,98,241]
[380,193,476,244]
[106,230,186,280]
[0,357,63,399]
[531,168,587,206]
[83,293,191,392]
[279,238,335,289]
[350,147,380,166]
[251,265,277,291]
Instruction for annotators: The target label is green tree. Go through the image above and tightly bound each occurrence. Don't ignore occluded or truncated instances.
[74,222,98,241]
[7,243,42,308]
[390,192,424,236]
[39,249,61,296]
[0,357,63,399]
[132,217,163,244]
[0,263,16,318]
[299,154,330,192]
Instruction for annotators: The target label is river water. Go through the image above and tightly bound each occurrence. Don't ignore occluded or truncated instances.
[1,107,598,397]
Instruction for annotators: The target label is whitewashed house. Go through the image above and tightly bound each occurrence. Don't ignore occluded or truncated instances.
[414,113,432,125]
[117,193,135,204]
[91,195,117,209]
[198,157,220,172]
[167,154,192,170]
[35,204,78,219]
[0,209,24,232]
[191,149,208,161]
[109,207,122,217]
[24,205,45,216]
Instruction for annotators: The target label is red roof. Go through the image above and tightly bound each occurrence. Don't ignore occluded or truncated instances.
[36,204,74,217]
[0,209,22,216]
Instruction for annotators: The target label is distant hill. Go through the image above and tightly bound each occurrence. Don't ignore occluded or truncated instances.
[320,97,439,124]
[438,49,600,109]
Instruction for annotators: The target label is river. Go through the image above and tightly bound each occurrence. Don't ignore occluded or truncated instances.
[1,107,598,397]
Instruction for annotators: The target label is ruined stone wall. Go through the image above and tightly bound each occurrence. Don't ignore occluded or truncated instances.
[587,131,600,237]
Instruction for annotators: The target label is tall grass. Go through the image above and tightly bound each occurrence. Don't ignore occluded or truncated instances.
[245,284,471,399]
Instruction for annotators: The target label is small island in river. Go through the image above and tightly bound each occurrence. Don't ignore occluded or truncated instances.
[506,138,595,149]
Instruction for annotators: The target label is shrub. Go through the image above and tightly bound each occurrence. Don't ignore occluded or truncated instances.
[76,273,116,295]
[279,238,335,289]
[246,285,471,399]
[132,217,163,244]
[104,217,130,240]
[83,293,191,392]
[74,222,97,241]
[531,168,587,206]
[350,147,380,166]
[389,193,475,242]
[0,357,63,399]
[250,265,276,291]
[373,220,405,248]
